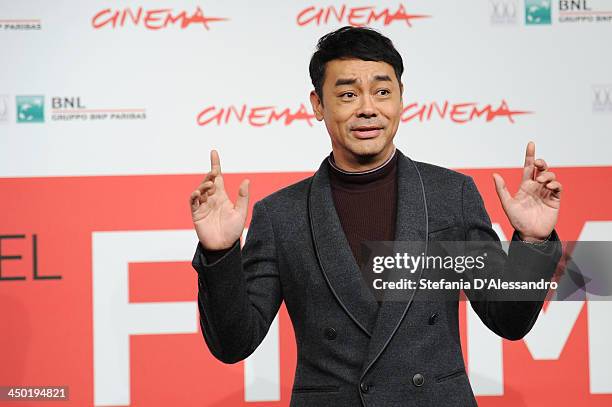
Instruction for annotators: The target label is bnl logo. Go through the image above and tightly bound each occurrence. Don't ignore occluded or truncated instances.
[16,95,44,123]
[525,0,551,24]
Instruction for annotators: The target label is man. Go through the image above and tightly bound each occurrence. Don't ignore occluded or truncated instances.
[189,26,562,406]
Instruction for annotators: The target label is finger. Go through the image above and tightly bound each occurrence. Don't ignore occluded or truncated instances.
[545,180,563,194]
[190,190,204,210]
[522,141,536,182]
[492,173,512,206]
[196,181,215,195]
[196,180,215,194]
[193,188,209,202]
[536,171,556,184]
[534,158,548,180]
[200,168,225,193]
[534,158,548,171]
[211,150,222,174]
[201,192,209,203]
[201,168,219,185]
[190,190,200,205]
[234,179,250,216]
[197,179,214,189]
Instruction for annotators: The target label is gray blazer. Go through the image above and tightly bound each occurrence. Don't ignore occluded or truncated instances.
[192,149,561,407]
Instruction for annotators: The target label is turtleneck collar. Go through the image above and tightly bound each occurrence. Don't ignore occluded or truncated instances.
[327,147,398,190]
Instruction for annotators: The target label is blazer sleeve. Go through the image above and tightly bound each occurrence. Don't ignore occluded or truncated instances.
[191,200,282,363]
[461,175,562,340]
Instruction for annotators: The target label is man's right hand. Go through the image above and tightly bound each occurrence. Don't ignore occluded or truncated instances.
[190,150,250,250]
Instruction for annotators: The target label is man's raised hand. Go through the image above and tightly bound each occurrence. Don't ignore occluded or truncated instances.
[492,141,562,242]
[190,150,250,250]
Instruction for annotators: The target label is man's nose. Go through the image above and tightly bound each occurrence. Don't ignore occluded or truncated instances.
[356,94,377,118]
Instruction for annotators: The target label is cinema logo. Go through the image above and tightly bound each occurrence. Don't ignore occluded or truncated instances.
[296,4,430,27]
[92,6,228,30]
[197,104,316,127]
[0,18,42,31]
[592,85,612,113]
[50,97,147,121]
[402,100,531,123]
[196,100,530,127]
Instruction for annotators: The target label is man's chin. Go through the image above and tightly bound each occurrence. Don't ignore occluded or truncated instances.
[349,143,390,164]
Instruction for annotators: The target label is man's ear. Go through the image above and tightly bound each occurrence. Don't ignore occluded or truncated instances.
[309,90,324,121]
[399,82,404,107]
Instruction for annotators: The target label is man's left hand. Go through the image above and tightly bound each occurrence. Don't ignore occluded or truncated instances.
[492,141,562,243]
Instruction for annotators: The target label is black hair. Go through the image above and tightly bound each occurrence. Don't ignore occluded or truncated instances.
[309,25,404,101]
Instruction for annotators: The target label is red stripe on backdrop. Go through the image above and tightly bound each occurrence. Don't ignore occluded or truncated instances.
[0,166,610,406]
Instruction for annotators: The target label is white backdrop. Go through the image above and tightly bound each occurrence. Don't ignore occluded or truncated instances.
[1,1,611,407]
[1,0,611,177]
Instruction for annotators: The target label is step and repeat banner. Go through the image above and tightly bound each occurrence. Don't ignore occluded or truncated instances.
[1,1,611,406]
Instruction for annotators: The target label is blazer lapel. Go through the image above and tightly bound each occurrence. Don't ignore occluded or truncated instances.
[360,149,428,376]
[308,157,380,337]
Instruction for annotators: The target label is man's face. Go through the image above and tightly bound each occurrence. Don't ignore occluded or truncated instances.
[310,58,403,170]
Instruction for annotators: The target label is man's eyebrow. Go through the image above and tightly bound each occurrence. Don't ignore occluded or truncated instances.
[334,75,392,87]
[373,74,392,82]
[334,78,357,87]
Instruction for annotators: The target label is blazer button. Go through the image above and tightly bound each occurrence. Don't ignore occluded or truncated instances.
[413,373,425,387]
[324,327,337,340]
[360,382,370,393]
[428,312,439,325]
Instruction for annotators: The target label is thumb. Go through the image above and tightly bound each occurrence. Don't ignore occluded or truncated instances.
[234,179,250,216]
[492,173,511,206]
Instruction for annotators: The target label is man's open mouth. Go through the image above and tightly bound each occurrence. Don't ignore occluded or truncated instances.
[351,126,384,138]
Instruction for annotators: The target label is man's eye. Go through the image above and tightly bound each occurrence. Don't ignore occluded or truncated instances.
[377,89,390,96]
[341,92,356,99]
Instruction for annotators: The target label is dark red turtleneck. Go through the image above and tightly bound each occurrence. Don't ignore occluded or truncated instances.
[327,148,398,268]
